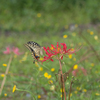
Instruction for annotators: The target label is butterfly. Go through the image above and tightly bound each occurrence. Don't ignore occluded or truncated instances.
[24,41,43,63]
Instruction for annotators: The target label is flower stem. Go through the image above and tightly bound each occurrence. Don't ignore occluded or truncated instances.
[59,59,66,100]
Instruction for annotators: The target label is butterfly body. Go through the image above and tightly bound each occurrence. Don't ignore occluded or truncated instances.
[24,41,43,62]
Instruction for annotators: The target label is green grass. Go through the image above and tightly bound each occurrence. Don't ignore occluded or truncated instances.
[0,28,100,100]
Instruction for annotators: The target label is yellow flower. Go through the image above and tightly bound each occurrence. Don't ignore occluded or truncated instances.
[51,68,55,72]
[83,89,87,92]
[35,62,39,67]
[14,55,17,58]
[1,74,5,77]
[44,72,48,77]
[74,91,78,94]
[39,57,44,60]
[3,64,7,67]
[60,94,62,97]
[77,87,81,91]
[60,88,64,92]
[91,63,94,67]
[95,71,98,73]
[4,93,7,96]
[64,25,68,29]
[47,75,51,79]
[38,95,41,99]
[90,31,94,35]
[95,93,100,96]
[63,35,68,38]
[71,48,74,51]
[48,80,53,84]
[12,85,16,93]
[20,53,28,62]
[37,13,41,17]
[73,64,78,70]
[19,60,22,63]
[78,42,82,46]
[50,85,55,91]
[69,54,72,59]
[94,35,98,40]
[75,24,78,28]
[72,32,76,36]
[99,85,100,87]
[73,57,76,61]
[39,67,43,71]
[70,93,72,97]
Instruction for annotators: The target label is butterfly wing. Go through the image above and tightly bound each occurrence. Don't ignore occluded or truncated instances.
[24,41,42,62]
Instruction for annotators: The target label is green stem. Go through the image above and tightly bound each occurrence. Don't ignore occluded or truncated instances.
[59,59,66,100]
[16,88,36,100]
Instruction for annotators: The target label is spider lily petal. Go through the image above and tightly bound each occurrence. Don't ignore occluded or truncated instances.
[3,47,11,54]
[41,42,78,62]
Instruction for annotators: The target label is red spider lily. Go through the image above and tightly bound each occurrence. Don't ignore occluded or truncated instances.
[3,47,11,54]
[12,47,23,55]
[3,47,23,55]
[41,42,76,62]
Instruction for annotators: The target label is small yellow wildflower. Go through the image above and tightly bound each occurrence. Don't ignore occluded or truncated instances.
[44,72,48,78]
[75,24,78,28]
[73,64,78,70]
[95,71,98,73]
[71,48,74,51]
[37,13,41,17]
[19,60,22,63]
[14,55,17,58]
[47,75,51,79]
[12,85,16,93]
[48,80,53,84]
[60,88,64,92]
[69,54,72,59]
[39,57,44,61]
[90,31,94,35]
[51,68,55,72]
[70,93,72,97]
[72,32,76,36]
[60,94,62,97]
[83,89,87,92]
[50,85,55,91]
[38,95,41,99]
[1,74,5,77]
[74,91,78,94]
[99,85,100,87]
[39,67,43,71]
[94,35,98,40]
[35,62,38,67]
[95,93,100,96]
[63,35,68,38]
[91,63,94,67]
[78,42,82,46]
[3,64,7,67]
[4,93,7,96]
[64,25,68,29]
[73,57,76,61]
[77,87,81,91]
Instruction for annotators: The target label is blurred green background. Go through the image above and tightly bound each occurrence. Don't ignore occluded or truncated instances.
[0,0,100,100]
